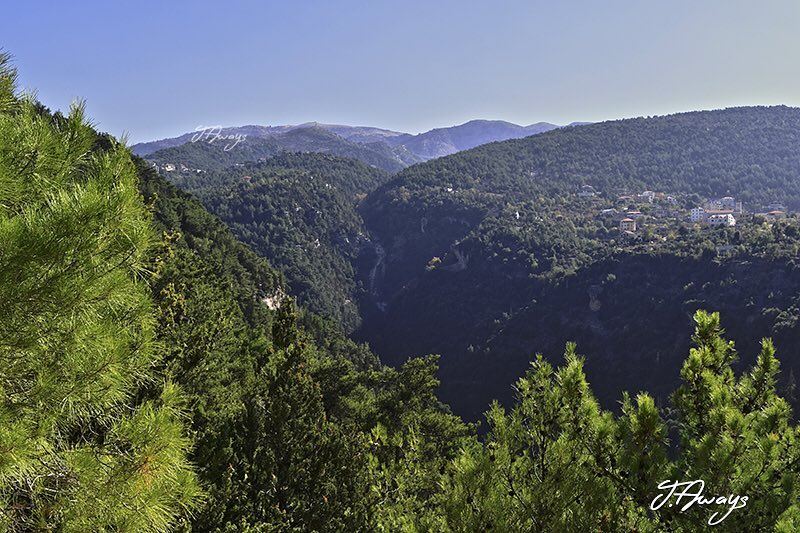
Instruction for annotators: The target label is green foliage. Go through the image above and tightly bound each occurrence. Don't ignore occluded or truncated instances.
[136,151,469,530]
[163,152,388,332]
[441,348,659,531]
[385,106,800,206]
[666,312,800,531]
[201,303,374,531]
[438,312,800,531]
[0,56,199,531]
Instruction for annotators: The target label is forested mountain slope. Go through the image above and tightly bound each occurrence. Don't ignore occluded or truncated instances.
[150,107,800,422]
[162,152,388,331]
[133,158,471,530]
[356,106,800,418]
[374,106,800,203]
[145,139,800,531]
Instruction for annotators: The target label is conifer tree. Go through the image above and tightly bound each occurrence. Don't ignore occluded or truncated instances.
[439,312,800,531]
[0,54,199,531]
[665,311,800,531]
[195,300,374,531]
[441,345,658,531]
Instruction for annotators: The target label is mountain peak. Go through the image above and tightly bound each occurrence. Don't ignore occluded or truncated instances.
[132,118,575,164]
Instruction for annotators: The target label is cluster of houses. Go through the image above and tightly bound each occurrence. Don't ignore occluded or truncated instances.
[757,203,788,222]
[577,184,796,242]
[578,187,678,235]
[688,196,741,227]
[156,162,204,174]
[689,198,790,227]
[607,190,675,235]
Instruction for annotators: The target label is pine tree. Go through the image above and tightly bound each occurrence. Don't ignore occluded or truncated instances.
[0,54,199,531]
[192,299,374,531]
[441,346,659,531]
[439,312,800,531]
[665,311,800,531]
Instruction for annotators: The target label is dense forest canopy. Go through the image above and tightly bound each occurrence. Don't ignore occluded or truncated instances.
[162,152,388,331]
[377,106,800,207]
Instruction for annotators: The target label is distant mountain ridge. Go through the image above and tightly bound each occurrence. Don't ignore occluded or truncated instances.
[132,119,579,168]
[142,124,420,173]
[385,119,561,160]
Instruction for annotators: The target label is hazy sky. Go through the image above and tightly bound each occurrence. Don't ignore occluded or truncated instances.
[5,1,800,143]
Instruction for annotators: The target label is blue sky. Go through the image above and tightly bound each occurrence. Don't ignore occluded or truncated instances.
[4,1,799,142]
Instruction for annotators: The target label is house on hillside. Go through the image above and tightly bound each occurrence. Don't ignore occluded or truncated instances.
[578,184,597,197]
[708,213,736,227]
[713,196,743,214]
[763,210,786,222]
[706,209,734,218]
[692,207,734,224]
[639,190,655,203]
[619,218,637,232]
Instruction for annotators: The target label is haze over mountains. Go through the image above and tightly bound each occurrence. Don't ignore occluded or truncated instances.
[132,119,583,170]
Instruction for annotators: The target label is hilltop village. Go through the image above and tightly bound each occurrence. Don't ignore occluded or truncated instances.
[574,184,793,240]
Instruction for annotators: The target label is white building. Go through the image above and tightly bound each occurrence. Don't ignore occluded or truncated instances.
[711,196,743,214]
[639,190,655,203]
[708,213,736,227]
[619,218,637,232]
[718,196,736,210]
[690,207,706,222]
